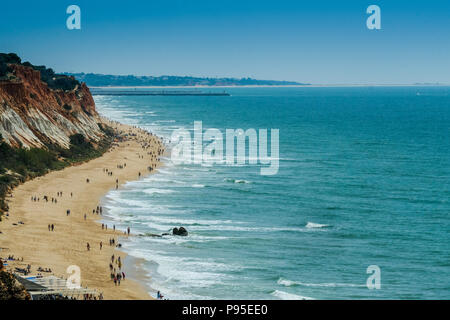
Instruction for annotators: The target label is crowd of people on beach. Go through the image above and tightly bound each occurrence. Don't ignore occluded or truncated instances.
[1,121,167,300]
[37,266,52,273]
[31,190,68,204]
[109,253,127,286]
[5,255,23,261]
[83,293,103,300]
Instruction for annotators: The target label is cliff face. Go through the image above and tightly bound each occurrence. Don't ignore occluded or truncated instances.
[0,262,31,300]
[0,64,102,149]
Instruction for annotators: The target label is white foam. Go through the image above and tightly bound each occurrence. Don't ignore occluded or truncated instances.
[305,222,330,229]
[156,169,176,175]
[146,177,186,184]
[125,248,237,292]
[277,277,364,288]
[271,290,313,300]
[154,120,176,123]
[187,225,307,232]
[277,278,296,287]
[107,197,146,208]
[143,188,176,195]
[224,178,252,184]
[148,216,235,226]
[142,234,230,244]
[141,221,174,232]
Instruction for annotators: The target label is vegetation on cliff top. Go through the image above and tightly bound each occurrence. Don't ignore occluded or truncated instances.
[0,125,115,218]
[0,53,79,91]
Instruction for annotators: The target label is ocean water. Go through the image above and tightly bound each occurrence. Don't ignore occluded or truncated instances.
[95,87,450,300]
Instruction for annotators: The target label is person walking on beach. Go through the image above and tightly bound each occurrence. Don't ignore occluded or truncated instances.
[100,241,103,250]
[51,224,54,231]
[87,242,90,251]
[127,227,130,236]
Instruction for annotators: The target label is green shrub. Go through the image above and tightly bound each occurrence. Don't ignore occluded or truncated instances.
[0,53,80,91]
[98,123,115,137]
[0,129,114,214]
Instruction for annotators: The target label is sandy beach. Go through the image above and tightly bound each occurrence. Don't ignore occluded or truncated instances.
[0,119,164,300]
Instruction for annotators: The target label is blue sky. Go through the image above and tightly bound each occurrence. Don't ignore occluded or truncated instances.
[1,0,450,84]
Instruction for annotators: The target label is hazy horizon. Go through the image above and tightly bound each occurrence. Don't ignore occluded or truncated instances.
[66,72,449,86]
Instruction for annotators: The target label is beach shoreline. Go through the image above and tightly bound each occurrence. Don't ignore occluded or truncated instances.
[0,118,165,300]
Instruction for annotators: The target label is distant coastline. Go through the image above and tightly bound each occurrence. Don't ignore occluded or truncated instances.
[88,84,449,89]
[65,72,449,89]
[65,73,307,87]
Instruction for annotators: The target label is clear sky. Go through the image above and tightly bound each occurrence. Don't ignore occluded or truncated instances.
[1,0,449,84]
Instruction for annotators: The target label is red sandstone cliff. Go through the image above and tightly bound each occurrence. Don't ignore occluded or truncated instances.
[0,64,102,148]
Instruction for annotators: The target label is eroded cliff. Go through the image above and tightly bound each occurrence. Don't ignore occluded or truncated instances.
[0,59,102,149]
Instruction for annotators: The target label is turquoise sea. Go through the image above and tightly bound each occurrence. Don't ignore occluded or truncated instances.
[95,87,450,300]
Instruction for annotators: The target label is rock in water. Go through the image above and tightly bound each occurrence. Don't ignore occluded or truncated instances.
[172,227,188,236]
[178,227,188,236]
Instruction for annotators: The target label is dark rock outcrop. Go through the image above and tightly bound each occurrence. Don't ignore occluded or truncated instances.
[172,227,188,236]
[0,261,31,300]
